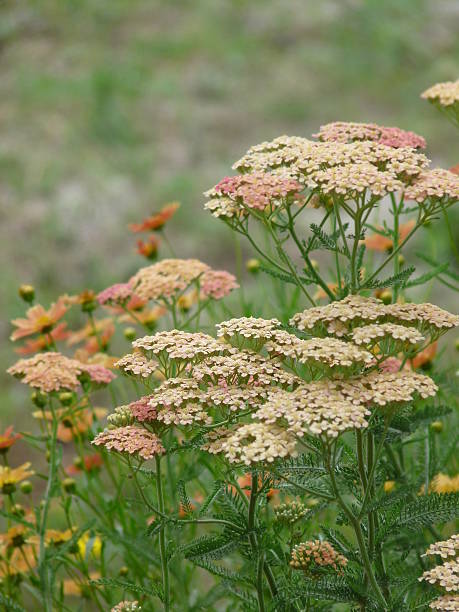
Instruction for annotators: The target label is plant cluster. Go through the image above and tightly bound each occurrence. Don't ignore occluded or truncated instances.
[2,84,459,611]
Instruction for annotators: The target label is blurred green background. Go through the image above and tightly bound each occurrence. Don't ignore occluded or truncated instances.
[2,0,459,416]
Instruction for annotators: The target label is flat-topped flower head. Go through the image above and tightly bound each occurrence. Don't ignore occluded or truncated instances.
[419,559,459,592]
[385,302,459,335]
[115,352,158,378]
[290,295,387,336]
[230,137,428,192]
[216,317,281,350]
[307,162,402,198]
[423,535,459,560]
[200,270,239,300]
[422,80,459,107]
[202,422,297,465]
[92,426,164,461]
[314,121,426,149]
[404,169,459,203]
[97,283,134,306]
[129,259,210,301]
[429,595,459,610]
[133,330,226,363]
[7,352,108,393]
[344,370,438,407]
[290,540,347,574]
[10,298,68,341]
[201,385,268,414]
[205,172,303,218]
[351,323,424,348]
[128,396,157,422]
[255,386,370,438]
[267,334,373,372]
[192,350,300,388]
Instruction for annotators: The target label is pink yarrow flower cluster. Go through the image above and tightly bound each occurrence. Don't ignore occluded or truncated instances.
[314,121,426,149]
[201,270,239,299]
[214,173,303,210]
[97,283,134,306]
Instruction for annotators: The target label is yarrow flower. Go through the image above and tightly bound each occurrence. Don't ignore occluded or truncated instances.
[351,323,424,347]
[201,385,268,414]
[421,80,459,107]
[429,595,459,610]
[129,259,210,301]
[7,352,113,393]
[423,535,459,559]
[97,283,133,306]
[404,169,459,203]
[115,352,158,378]
[314,121,426,149]
[254,386,371,438]
[204,172,303,217]
[290,540,348,574]
[92,426,165,461]
[133,330,227,362]
[111,601,141,612]
[202,422,297,465]
[200,270,239,300]
[419,559,459,592]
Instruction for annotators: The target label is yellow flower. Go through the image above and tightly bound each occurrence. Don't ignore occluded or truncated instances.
[384,480,396,493]
[0,463,34,494]
[431,473,459,494]
[77,532,102,559]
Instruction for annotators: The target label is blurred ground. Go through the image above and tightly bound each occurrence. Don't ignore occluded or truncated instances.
[1,0,459,415]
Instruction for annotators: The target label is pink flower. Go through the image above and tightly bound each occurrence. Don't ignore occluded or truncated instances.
[97,283,133,306]
[201,270,239,300]
[83,364,116,385]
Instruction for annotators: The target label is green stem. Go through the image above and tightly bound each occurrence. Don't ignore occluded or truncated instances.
[155,455,170,611]
[325,444,387,610]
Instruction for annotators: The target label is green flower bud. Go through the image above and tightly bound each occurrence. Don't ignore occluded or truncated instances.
[18,284,35,303]
[62,478,77,494]
[107,406,133,429]
[31,391,47,408]
[20,480,33,494]
[59,392,75,407]
[430,421,443,433]
[274,501,309,525]
[246,258,261,274]
[124,327,137,341]
[119,566,129,577]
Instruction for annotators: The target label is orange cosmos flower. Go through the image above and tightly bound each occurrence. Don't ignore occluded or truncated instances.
[63,571,100,597]
[10,298,68,341]
[231,473,278,500]
[361,220,416,252]
[15,322,70,355]
[0,427,22,453]
[449,162,459,175]
[129,202,180,233]
[67,318,115,353]
[67,453,104,475]
[137,235,160,260]
[410,341,437,370]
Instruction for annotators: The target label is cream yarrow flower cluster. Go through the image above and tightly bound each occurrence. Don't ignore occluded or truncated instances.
[133,330,226,362]
[421,81,459,107]
[202,422,297,465]
[423,535,459,560]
